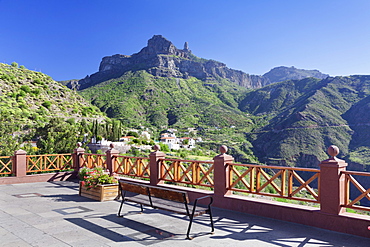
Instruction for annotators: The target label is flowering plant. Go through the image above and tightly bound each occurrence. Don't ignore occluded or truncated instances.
[78,167,117,190]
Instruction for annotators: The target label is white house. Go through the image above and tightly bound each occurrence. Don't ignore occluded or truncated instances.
[160,133,196,150]
[119,136,135,142]
[141,131,151,140]
[179,137,196,149]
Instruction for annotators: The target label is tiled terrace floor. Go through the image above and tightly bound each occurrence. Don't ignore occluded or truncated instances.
[0,180,369,246]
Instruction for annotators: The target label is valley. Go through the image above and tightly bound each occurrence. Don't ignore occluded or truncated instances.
[1,36,370,174]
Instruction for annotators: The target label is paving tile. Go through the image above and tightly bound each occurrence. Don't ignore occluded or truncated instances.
[0,181,369,247]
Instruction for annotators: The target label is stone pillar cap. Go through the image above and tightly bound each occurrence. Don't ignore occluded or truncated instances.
[153,144,160,151]
[328,145,339,159]
[320,145,347,167]
[220,145,228,154]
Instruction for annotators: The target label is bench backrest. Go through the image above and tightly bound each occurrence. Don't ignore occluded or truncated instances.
[119,180,149,195]
[119,180,189,204]
[149,187,189,203]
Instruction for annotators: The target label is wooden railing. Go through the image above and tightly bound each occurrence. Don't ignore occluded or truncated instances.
[2,145,369,238]
[159,158,214,188]
[228,163,320,203]
[342,171,370,212]
[0,156,12,175]
[26,154,73,173]
[80,153,107,169]
[114,155,150,179]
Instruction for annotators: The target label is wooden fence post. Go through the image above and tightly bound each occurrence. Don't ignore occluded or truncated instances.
[213,145,234,197]
[149,145,165,186]
[13,149,27,177]
[319,145,347,215]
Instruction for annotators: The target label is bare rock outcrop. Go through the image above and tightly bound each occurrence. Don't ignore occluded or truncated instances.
[71,35,268,90]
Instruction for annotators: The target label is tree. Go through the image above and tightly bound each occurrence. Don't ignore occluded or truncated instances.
[35,118,82,154]
[158,143,170,152]
[127,131,139,138]
[0,112,21,155]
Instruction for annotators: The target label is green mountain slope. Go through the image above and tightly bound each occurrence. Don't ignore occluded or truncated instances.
[79,70,252,128]
[0,63,103,123]
[240,76,370,170]
[0,63,104,155]
[78,64,370,171]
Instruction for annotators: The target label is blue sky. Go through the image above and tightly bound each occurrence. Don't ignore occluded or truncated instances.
[1,0,370,81]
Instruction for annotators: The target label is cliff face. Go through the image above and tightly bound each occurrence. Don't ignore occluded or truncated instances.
[72,35,268,90]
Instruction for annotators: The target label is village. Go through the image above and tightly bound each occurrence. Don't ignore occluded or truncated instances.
[87,128,202,154]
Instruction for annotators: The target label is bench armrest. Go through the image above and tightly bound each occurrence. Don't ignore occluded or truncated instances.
[191,195,213,216]
[194,195,213,207]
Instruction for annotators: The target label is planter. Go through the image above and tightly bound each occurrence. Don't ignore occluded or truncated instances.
[79,182,119,202]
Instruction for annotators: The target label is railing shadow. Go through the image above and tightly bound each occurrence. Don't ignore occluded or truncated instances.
[62,206,354,246]
[206,208,348,247]
[46,171,77,182]
[42,194,97,202]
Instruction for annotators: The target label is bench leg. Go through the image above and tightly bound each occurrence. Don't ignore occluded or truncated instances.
[209,209,214,233]
[117,200,125,217]
[186,210,214,240]
[186,215,195,240]
[117,190,126,217]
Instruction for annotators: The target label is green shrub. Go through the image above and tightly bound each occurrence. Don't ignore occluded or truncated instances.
[42,101,52,109]
[66,118,76,125]
[33,79,43,85]
[20,85,31,93]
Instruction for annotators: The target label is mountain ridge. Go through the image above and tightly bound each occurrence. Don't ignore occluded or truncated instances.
[241,75,370,170]
[59,35,370,172]
[64,35,328,90]
[263,66,329,84]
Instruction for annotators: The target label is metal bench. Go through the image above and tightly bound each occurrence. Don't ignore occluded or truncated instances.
[117,179,214,239]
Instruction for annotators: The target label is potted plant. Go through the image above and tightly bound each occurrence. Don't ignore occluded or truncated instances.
[78,167,119,201]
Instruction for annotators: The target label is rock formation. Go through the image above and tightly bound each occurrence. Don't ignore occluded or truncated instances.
[71,35,268,90]
[263,66,329,84]
[65,35,329,90]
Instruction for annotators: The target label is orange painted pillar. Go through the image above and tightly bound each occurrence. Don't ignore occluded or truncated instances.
[319,145,347,215]
[149,145,165,185]
[213,145,234,197]
[106,144,119,175]
[13,149,27,177]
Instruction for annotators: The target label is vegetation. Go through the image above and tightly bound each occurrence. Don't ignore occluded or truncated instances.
[0,63,104,155]
[239,76,370,169]
[80,70,251,128]
[3,60,370,175]
[79,167,117,189]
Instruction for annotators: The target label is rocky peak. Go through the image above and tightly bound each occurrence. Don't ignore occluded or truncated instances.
[71,35,269,90]
[136,35,190,58]
[184,42,191,52]
[263,66,329,84]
